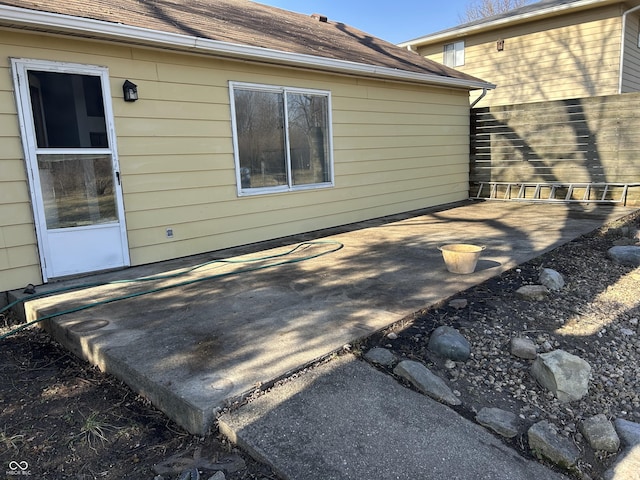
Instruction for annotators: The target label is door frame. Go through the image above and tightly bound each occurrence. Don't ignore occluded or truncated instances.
[11,58,130,282]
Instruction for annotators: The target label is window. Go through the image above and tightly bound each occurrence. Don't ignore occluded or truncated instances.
[230,82,333,195]
[26,69,117,228]
[443,41,465,67]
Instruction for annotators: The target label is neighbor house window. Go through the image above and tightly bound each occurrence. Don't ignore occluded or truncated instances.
[443,41,465,67]
[230,82,333,195]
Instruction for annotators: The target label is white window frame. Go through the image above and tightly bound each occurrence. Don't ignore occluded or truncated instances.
[443,41,465,67]
[229,81,334,196]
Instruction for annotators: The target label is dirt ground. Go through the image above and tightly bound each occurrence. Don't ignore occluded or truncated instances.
[1,208,639,480]
[0,320,278,479]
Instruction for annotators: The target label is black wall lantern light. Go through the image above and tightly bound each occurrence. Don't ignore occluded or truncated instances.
[122,80,138,102]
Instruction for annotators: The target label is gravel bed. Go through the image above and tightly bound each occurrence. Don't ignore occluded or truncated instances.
[361,209,640,479]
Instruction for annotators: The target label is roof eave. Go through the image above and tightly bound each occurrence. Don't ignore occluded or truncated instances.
[398,0,621,48]
[0,4,494,91]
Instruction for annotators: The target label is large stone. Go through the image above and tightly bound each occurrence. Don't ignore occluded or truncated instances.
[607,246,640,266]
[615,418,640,447]
[516,285,549,301]
[364,347,396,367]
[539,268,565,291]
[604,419,640,480]
[510,337,537,360]
[580,414,620,452]
[393,360,461,406]
[476,407,520,438]
[530,350,591,402]
[528,420,580,469]
[427,326,470,361]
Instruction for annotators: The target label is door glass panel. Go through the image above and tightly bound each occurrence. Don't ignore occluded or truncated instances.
[37,154,117,229]
[28,71,108,148]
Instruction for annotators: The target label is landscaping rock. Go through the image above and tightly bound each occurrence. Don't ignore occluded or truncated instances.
[476,407,520,438]
[613,237,636,246]
[539,268,565,290]
[528,420,580,469]
[603,418,640,480]
[510,337,537,360]
[531,350,591,402]
[393,360,461,406]
[607,246,640,266]
[516,285,549,301]
[611,226,640,244]
[448,298,468,309]
[427,326,470,361]
[580,414,619,452]
[364,347,396,367]
[444,359,456,369]
[615,418,640,446]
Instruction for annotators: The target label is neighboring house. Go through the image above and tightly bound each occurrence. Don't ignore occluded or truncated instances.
[0,0,492,293]
[399,0,640,107]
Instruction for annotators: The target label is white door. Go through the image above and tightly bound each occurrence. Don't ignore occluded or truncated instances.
[12,59,129,281]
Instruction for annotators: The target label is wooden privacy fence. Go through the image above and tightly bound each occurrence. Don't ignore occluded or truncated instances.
[470,92,640,205]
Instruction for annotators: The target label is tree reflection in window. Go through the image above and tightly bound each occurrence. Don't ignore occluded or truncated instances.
[287,92,330,186]
[232,84,332,193]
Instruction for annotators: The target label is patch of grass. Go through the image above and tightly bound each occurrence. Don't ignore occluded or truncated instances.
[0,428,24,451]
[78,411,118,451]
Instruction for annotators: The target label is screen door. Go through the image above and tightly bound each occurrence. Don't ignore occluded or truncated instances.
[12,59,129,280]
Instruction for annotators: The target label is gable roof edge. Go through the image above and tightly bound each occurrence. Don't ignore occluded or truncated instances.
[398,0,615,48]
[0,4,494,91]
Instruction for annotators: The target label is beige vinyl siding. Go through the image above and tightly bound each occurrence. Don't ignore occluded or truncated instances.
[124,69,471,264]
[419,5,624,107]
[621,12,640,92]
[0,49,41,292]
[0,30,472,290]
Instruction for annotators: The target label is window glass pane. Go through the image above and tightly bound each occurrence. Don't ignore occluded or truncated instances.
[443,42,464,67]
[287,93,330,186]
[28,71,108,148]
[455,41,465,66]
[233,89,287,189]
[443,43,454,66]
[37,154,117,229]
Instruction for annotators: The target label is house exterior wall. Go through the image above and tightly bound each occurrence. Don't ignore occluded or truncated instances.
[0,40,40,292]
[418,4,625,107]
[0,30,472,292]
[621,11,640,91]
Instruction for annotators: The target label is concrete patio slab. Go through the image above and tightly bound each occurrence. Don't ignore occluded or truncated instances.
[21,200,636,434]
[219,353,568,480]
